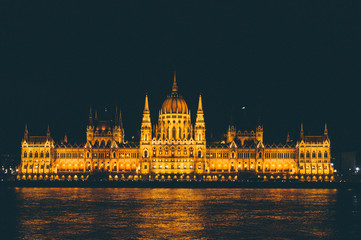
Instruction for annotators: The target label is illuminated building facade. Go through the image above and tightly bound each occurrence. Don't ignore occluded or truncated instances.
[18,74,334,181]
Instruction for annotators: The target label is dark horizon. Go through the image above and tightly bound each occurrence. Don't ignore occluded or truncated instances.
[1,1,360,162]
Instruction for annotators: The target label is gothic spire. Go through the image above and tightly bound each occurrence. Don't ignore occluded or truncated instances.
[144,93,150,113]
[172,71,178,92]
[286,132,291,143]
[197,94,203,112]
[195,94,205,126]
[300,123,304,139]
[324,122,328,136]
[89,105,93,125]
[24,124,28,141]
[46,124,51,139]
[115,104,119,124]
[119,109,123,129]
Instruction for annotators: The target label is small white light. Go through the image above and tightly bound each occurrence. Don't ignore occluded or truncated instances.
[356,167,360,171]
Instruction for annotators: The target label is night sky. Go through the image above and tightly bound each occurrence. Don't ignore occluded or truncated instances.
[1,1,360,161]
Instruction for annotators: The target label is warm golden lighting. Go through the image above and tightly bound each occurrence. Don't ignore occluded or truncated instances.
[18,76,333,181]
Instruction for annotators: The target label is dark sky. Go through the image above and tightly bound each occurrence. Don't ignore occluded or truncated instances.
[1,0,360,160]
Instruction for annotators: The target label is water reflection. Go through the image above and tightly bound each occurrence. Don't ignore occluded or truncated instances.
[0,188,360,239]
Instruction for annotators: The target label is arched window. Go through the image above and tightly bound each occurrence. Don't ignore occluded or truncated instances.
[232,152,235,158]
[24,151,27,158]
[113,152,116,158]
[312,152,316,158]
[258,152,262,158]
[306,152,310,158]
[145,134,148,141]
[172,127,176,139]
[35,152,38,158]
[40,152,44,158]
[144,150,148,158]
[46,152,49,158]
[87,152,90,158]
[324,151,328,158]
[198,151,202,158]
[318,152,322,158]
[300,152,304,158]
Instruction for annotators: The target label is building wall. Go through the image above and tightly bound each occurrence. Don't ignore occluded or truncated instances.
[19,134,333,181]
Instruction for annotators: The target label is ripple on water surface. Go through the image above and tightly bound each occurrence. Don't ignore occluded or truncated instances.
[0,188,360,239]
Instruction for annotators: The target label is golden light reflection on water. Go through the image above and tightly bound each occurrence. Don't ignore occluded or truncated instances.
[7,188,359,239]
[135,189,206,240]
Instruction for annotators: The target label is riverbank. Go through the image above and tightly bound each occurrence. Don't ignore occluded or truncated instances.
[1,180,361,189]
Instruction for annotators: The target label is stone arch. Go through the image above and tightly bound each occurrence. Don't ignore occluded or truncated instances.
[144,149,148,158]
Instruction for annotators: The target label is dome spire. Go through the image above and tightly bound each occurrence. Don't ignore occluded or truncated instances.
[172,71,178,92]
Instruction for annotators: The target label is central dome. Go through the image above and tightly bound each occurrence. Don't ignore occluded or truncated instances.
[161,73,189,114]
[161,93,188,114]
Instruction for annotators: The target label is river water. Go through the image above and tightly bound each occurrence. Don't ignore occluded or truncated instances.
[0,188,360,239]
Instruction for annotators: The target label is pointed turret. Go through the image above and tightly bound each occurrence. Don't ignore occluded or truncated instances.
[286,132,291,143]
[300,123,304,139]
[195,94,206,143]
[86,107,94,142]
[141,94,152,139]
[197,93,203,112]
[95,110,98,121]
[140,94,152,155]
[115,105,119,124]
[113,106,125,143]
[144,93,150,113]
[119,109,123,129]
[324,122,328,138]
[256,124,263,143]
[46,124,51,140]
[24,124,28,141]
[89,106,93,125]
[196,94,204,121]
[227,124,236,144]
[64,133,68,143]
[172,71,178,92]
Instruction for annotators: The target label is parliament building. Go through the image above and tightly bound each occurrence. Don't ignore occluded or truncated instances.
[18,74,334,181]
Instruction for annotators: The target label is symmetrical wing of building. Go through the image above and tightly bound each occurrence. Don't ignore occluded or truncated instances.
[18,75,334,181]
